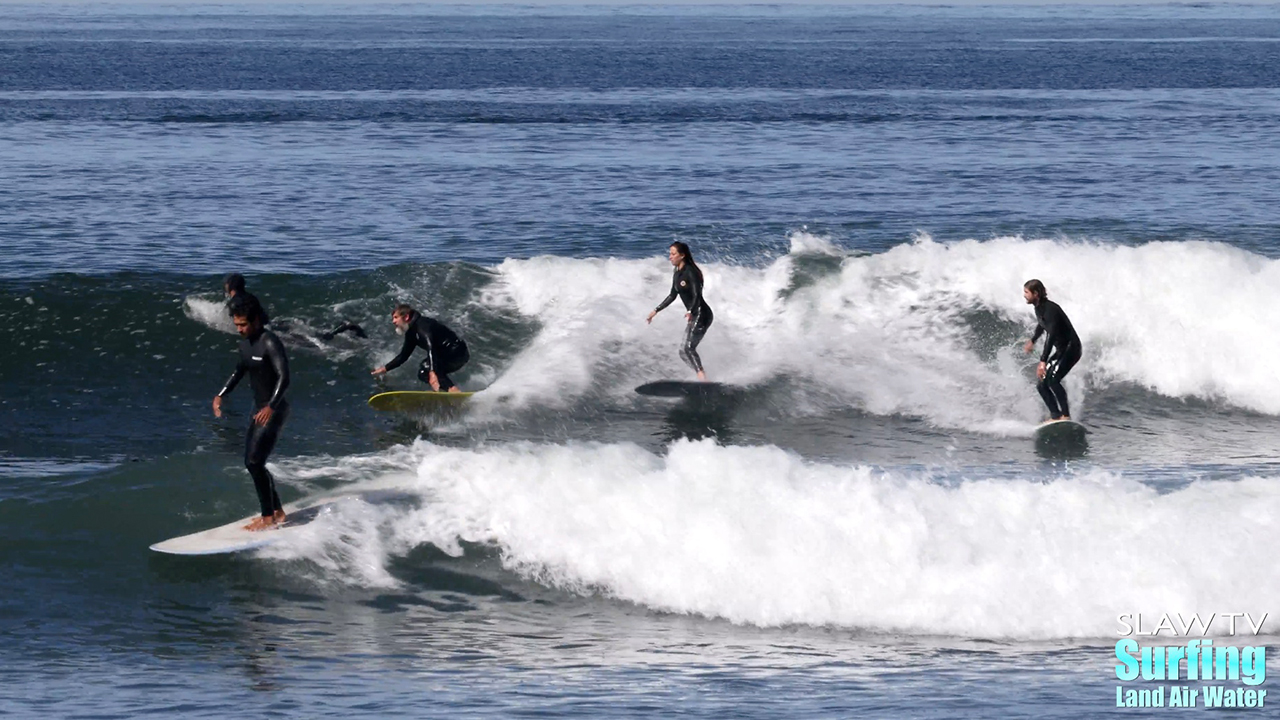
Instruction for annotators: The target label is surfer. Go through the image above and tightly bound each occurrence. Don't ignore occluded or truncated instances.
[371,304,469,392]
[647,241,713,380]
[223,273,270,325]
[212,295,290,531]
[1023,279,1081,422]
[223,272,368,341]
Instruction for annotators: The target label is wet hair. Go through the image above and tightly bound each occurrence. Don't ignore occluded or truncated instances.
[224,273,246,294]
[670,242,703,284]
[1024,279,1047,300]
[227,294,264,323]
[393,303,416,318]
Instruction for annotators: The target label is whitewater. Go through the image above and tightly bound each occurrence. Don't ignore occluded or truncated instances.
[261,436,1280,639]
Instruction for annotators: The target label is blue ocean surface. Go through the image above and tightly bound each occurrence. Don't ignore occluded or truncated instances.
[2,3,1279,718]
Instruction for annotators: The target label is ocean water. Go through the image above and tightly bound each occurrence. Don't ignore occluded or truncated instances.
[2,3,1279,717]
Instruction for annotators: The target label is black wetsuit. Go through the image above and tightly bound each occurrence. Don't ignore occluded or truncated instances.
[385,313,469,390]
[217,327,289,517]
[655,263,713,373]
[1031,298,1082,420]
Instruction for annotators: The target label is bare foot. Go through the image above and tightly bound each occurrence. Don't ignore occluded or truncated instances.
[447,386,462,393]
[696,371,707,382]
[273,509,287,526]
[243,515,279,532]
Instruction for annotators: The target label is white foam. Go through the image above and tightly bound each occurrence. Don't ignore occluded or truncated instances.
[183,295,236,334]
[475,234,1039,430]
[787,229,846,256]
[866,235,1280,413]
[473,234,1280,425]
[267,439,1280,639]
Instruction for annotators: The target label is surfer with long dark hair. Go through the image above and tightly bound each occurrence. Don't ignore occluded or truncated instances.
[647,241,713,380]
[1023,279,1082,421]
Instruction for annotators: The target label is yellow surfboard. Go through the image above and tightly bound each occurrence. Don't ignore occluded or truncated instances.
[368,390,476,413]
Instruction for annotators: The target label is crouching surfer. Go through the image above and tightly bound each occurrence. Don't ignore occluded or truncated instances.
[371,303,469,392]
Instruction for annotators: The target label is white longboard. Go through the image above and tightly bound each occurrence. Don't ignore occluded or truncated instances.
[150,497,345,556]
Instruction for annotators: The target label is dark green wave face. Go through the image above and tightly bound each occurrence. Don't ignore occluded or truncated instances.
[0,263,532,465]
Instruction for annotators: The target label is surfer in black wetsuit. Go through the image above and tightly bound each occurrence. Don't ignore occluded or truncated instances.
[223,273,269,325]
[371,303,469,392]
[646,241,713,380]
[222,272,367,341]
[1023,279,1082,421]
[212,295,290,531]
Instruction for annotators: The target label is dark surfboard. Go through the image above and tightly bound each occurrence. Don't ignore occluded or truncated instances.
[1034,419,1089,457]
[635,380,733,398]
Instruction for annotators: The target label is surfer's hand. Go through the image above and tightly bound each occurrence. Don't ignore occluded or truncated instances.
[428,371,441,391]
[371,366,387,376]
[685,312,692,321]
[646,310,656,324]
[1023,340,1035,354]
[212,395,223,418]
[253,406,273,426]
[1037,361,1047,380]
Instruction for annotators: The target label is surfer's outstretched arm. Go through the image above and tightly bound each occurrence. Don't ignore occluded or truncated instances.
[648,280,679,323]
[321,321,367,341]
[374,316,417,376]
[384,331,416,372]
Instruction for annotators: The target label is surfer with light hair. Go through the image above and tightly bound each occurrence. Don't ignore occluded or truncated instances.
[371,303,469,392]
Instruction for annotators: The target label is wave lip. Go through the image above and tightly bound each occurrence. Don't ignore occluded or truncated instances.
[167,234,1280,428]
[23,234,1280,433]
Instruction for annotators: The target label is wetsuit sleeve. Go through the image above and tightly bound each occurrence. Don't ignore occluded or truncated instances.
[384,329,416,371]
[217,363,245,398]
[654,273,679,312]
[264,334,290,410]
